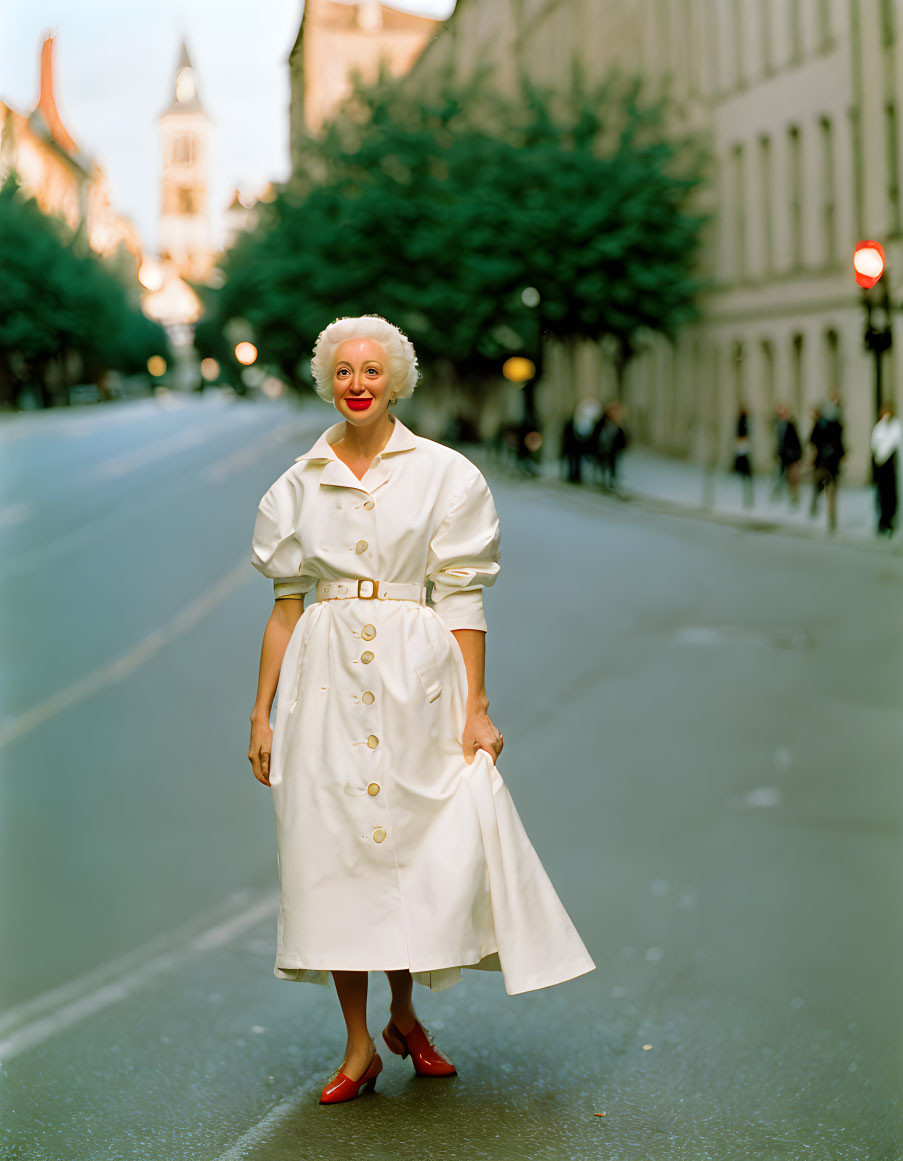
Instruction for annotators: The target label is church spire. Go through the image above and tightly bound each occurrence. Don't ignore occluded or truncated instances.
[162,38,206,115]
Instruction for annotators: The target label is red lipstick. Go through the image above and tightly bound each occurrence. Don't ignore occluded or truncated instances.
[346,398,373,410]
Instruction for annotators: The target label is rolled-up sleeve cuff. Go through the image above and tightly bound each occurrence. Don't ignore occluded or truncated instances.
[431,588,487,632]
[273,577,313,600]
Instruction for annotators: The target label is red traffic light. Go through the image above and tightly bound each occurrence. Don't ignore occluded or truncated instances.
[853,240,886,289]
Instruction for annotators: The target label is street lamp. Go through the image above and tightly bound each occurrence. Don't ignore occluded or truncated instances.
[853,240,892,423]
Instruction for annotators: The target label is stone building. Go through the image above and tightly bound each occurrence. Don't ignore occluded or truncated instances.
[158,41,214,283]
[0,34,142,268]
[288,0,440,157]
[400,0,900,482]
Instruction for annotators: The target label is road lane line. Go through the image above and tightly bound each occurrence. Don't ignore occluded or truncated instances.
[0,557,251,750]
[213,1095,306,1161]
[0,892,276,1062]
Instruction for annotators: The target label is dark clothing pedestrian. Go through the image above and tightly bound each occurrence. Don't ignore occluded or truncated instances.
[771,414,802,505]
[808,413,845,531]
[870,414,901,537]
[593,413,628,492]
[732,410,754,508]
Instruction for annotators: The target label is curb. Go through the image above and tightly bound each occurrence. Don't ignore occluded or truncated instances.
[458,446,903,558]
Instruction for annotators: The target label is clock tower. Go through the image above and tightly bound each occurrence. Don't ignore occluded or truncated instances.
[158,40,213,280]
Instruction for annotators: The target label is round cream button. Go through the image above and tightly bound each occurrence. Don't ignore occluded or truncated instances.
[361,624,376,640]
[361,651,374,664]
[373,827,386,843]
[367,734,379,749]
[363,500,375,510]
[367,782,380,796]
[355,540,368,553]
[362,690,375,704]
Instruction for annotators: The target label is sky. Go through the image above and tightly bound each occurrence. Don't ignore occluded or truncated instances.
[0,0,456,254]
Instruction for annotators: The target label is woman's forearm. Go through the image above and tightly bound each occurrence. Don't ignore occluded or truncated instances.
[450,628,489,714]
[251,600,305,723]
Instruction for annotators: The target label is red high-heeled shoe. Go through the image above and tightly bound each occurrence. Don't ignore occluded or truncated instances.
[319,1050,383,1104]
[382,1018,457,1077]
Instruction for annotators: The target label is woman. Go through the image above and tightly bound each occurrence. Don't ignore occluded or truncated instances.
[248,315,595,1105]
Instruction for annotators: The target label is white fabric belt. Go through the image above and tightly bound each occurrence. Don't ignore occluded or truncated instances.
[316,577,425,603]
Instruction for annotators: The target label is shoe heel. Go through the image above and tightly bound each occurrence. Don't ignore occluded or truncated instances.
[382,1025,409,1059]
[363,1077,377,1094]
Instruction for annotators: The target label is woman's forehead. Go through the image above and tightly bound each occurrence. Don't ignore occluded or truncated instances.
[335,337,386,364]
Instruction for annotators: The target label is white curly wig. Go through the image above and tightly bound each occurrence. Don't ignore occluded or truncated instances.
[310,315,419,404]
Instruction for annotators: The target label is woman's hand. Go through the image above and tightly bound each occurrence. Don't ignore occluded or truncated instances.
[462,709,504,766]
[248,716,274,787]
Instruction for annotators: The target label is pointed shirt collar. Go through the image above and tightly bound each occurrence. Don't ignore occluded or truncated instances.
[294,415,418,492]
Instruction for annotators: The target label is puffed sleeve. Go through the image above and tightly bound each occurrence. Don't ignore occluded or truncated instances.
[426,468,501,632]
[250,485,315,600]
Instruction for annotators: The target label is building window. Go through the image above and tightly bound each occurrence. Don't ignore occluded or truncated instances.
[824,329,841,396]
[819,117,836,264]
[732,341,743,395]
[732,143,747,279]
[788,125,802,268]
[789,0,803,63]
[732,0,744,88]
[172,135,195,166]
[760,0,773,74]
[818,0,833,49]
[760,338,776,418]
[791,333,804,419]
[759,134,773,273]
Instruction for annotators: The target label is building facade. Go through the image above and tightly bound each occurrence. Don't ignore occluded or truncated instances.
[288,0,440,158]
[401,0,901,482]
[0,34,142,269]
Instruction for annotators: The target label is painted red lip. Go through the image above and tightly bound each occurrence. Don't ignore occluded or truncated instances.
[346,398,373,410]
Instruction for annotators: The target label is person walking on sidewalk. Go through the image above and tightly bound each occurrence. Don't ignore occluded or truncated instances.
[870,404,901,537]
[593,401,628,494]
[732,403,754,509]
[807,402,845,532]
[560,397,600,484]
[770,403,802,507]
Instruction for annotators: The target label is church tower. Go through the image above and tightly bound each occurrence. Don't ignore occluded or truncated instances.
[158,41,213,281]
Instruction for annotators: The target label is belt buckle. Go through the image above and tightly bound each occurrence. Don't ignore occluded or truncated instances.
[357,578,379,600]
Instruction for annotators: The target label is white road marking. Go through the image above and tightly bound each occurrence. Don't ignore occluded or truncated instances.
[213,1094,306,1161]
[0,557,251,750]
[0,891,276,1062]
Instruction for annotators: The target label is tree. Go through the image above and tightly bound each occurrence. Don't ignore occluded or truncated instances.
[0,175,169,408]
[199,65,709,404]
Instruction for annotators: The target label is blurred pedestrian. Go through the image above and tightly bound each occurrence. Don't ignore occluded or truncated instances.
[593,401,628,493]
[870,404,901,537]
[807,402,845,532]
[770,403,802,507]
[560,397,600,484]
[732,402,754,509]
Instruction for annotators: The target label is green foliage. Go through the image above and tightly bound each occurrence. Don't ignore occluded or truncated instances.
[201,64,710,392]
[0,174,169,405]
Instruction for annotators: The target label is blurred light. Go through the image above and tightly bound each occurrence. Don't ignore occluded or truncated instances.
[261,376,286,398]
[206,268,226,289]
[200,358,220,381]
[521,286,541,308]
[853,240,886,289]
[524,430,543,453]
[138,261,164,292]
[642,1044,653,1051]
[147,355,167,377]
[242,366,266,388]
[235,342,258,365]
[502,356,535,382]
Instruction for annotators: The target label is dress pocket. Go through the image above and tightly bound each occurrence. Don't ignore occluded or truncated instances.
[405,611,444,703]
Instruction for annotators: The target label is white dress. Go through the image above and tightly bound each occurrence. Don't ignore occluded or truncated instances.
[250,415,595,995]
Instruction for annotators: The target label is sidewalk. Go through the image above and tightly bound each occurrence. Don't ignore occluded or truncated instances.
[467,442,901,552]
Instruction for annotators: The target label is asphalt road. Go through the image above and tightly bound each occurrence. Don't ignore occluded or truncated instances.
[1,391,901,1161]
